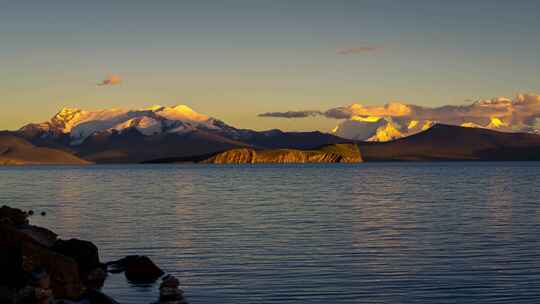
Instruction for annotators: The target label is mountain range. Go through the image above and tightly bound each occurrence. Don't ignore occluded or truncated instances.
[2,104,540,164]
[319,94,540,141]
[13,105,346,163]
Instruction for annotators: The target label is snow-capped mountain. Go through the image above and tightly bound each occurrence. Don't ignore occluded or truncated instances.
[331,116,403,142]
[17,105,346,163]
[21,105,236,145]
[10,101,540,164]
[330,115,520,141]
[331,116,438,142]
[330,94,540,141]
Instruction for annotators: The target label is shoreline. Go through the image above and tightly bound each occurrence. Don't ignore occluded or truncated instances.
[0,205,187,304]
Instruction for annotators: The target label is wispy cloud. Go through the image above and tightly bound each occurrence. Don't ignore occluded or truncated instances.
[338,46,381,55]
[258,110,322,118]
[97,74,122,86]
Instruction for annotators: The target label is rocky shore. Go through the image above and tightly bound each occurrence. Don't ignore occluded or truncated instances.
[0,205,186,304]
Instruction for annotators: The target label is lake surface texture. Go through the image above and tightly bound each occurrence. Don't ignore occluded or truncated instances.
[1,163,540,304]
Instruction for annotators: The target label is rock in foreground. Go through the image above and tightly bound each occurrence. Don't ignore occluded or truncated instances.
[0,213,84,300]
[201,143,362,164]
[153,275,187,304]
[107,255,165,284]
[0,206,188,303]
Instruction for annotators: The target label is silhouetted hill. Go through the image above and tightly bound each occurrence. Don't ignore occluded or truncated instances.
[18,126,348,163]
[71,129,250,163]
[0,134,90,165]
[358,124,540,161]
[241,130,348,149]
[75,129,348,163]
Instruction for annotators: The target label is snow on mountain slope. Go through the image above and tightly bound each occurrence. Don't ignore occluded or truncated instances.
[486,117,509,129]
[111,116,162,136]
[366,121,404,142]
[331,115,520,141]
[331,116,387,140]
[461,122,483,128]
[152,105,214,125]
[325,94,540,141]
[24,105,232,145]
[332,115,519,142]
[331,116,405,142]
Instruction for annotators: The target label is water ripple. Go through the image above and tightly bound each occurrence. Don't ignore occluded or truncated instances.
[1,162,540,303]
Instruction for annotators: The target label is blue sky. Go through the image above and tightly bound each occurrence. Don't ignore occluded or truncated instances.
[1,0,539,131]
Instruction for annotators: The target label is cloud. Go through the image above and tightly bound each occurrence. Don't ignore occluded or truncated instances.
[257,93,540,133]
[258,110,322,118]
[260,103,412,120]
[324,102,411,119]
[97,74,122,86]
[338,46,381,55]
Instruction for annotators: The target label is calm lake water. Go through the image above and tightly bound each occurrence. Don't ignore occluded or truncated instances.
[2,163,540,304]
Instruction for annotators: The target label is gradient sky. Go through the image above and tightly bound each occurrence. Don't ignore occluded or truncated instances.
[1,0,539,131]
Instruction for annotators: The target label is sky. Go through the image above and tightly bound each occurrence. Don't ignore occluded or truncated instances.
[0,0,539,131]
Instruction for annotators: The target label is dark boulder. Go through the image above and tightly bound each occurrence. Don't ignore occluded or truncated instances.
[0,205,29,226]
[16,267,55,304]
[85,267,108,290]
[0,206,120,303]
[0,222,84,299]
[0,234,25,288]
[0,207,57,248]
[107,255,164,283]
[0,286,16,304]
[157,275,187,304]
[18,224,58,248]
[51,239,101,277]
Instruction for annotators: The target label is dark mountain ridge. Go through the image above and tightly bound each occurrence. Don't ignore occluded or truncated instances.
[358,124,540,161]
[0,133,90,165]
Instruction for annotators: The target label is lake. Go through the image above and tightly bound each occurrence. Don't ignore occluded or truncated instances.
[2,163,540,304]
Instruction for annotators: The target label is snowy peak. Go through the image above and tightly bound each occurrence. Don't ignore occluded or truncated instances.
[366,121,403,142]
[55,107,82,118]
[50,107,85,133]
[151,105,212,123]
[331,115,517,142]
[331,116,404,141]
[331,116,436,142]
[111,116,162,136]
[486,117,509,129]
[326,94,540,141]
[25,104,231,145]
